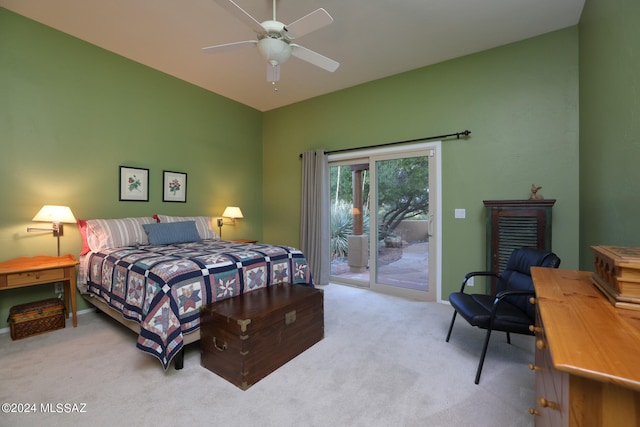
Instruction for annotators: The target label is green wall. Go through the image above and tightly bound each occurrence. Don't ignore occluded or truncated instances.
[0,9,263,323]
[579,0,640,268]
[263,28,580,300]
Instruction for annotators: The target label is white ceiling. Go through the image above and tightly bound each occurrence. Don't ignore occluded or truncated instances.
[1,0,585,112]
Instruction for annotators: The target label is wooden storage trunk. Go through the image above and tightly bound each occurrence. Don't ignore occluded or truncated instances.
[591,245,640,310]
[200,283,324,390]
[8,298,65,340]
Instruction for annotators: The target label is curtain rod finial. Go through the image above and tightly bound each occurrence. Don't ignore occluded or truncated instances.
[457,130,471,139]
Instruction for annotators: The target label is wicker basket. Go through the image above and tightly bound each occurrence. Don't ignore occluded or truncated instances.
[8,298,66,340]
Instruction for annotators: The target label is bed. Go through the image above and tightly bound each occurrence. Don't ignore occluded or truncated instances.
[76,215,313,370]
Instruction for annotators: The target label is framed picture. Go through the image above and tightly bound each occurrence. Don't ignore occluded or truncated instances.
[119,166,149,201]
[163,170,187,202]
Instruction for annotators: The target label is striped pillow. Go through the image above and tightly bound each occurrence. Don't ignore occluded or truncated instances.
[155,215,219,240]
[142,221,201,245]
[86,217,155,251]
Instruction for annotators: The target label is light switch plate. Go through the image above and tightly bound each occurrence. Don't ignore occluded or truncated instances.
[454,209,466,219]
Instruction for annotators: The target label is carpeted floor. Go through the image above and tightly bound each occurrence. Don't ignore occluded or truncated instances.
[0,284,535,427]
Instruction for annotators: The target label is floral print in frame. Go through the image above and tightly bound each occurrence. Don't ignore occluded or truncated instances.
[119,166,149,202]
[163,170,187,203]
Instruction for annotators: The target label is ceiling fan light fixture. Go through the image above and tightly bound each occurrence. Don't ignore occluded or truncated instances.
[257,37,292,66]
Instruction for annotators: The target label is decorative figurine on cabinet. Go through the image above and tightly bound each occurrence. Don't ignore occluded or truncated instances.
[529,184,544,200]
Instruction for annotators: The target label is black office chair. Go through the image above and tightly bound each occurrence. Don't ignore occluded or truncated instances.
[445,247,561,384]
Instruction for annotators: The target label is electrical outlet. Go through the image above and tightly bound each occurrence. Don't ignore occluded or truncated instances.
[54,282,63,293]
[467,277,474,287]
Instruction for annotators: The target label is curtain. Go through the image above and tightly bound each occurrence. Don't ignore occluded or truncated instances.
[300,149,330,286]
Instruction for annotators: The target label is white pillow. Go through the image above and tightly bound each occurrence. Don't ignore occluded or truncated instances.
[155,215,220,240]
[86,217,155,251]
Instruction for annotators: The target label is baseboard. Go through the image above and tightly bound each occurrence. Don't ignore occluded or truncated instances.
[0,307,96,335]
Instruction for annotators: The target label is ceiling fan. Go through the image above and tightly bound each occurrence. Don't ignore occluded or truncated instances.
[203,0,339,83]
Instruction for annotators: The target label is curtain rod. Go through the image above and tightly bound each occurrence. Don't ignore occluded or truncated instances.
[299,130,471,158]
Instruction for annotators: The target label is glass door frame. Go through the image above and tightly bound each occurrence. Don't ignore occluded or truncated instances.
[328,141,442,302]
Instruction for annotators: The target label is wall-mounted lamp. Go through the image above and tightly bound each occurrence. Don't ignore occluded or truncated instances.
[216,206,244,238]
[27,205,77,256]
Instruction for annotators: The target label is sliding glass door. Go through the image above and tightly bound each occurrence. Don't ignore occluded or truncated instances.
[329,158,370,284]
[328,143,439,301]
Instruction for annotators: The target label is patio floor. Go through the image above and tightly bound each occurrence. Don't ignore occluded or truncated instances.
[331,242,429,291]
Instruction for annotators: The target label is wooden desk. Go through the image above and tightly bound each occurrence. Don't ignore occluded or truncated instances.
[0,255,79,327]
[531,267,640,426]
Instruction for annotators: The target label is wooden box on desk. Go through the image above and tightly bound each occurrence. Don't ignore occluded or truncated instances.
[8,298,65,340]
[200,283,324,390]
[591,245,640,310]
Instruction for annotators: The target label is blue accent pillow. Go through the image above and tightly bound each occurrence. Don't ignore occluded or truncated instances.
[142,221,201,245]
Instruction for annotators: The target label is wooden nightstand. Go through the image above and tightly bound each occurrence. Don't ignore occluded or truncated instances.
[0,254,79,327]
[233,239,258,244]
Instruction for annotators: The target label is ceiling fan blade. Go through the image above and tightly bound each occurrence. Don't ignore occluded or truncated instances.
[266,63,280,82]
[285,8,333,39]
[291,44,339,72]
[214,0,265,34]
[202,40,257,53]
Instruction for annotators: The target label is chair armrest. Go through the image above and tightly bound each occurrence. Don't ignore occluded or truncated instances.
[492,289,536,305]
[487,289,537,327]
[458,271,499,293]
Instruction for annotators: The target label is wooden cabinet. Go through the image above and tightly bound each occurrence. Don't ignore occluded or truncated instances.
[484,200,554,293]
[530,268,640,426]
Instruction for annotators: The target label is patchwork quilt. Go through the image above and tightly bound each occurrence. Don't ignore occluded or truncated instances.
[85,240,313,369]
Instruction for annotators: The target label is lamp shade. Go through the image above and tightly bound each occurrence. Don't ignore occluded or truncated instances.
[32,205,76,223]
[222,206,244,219]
